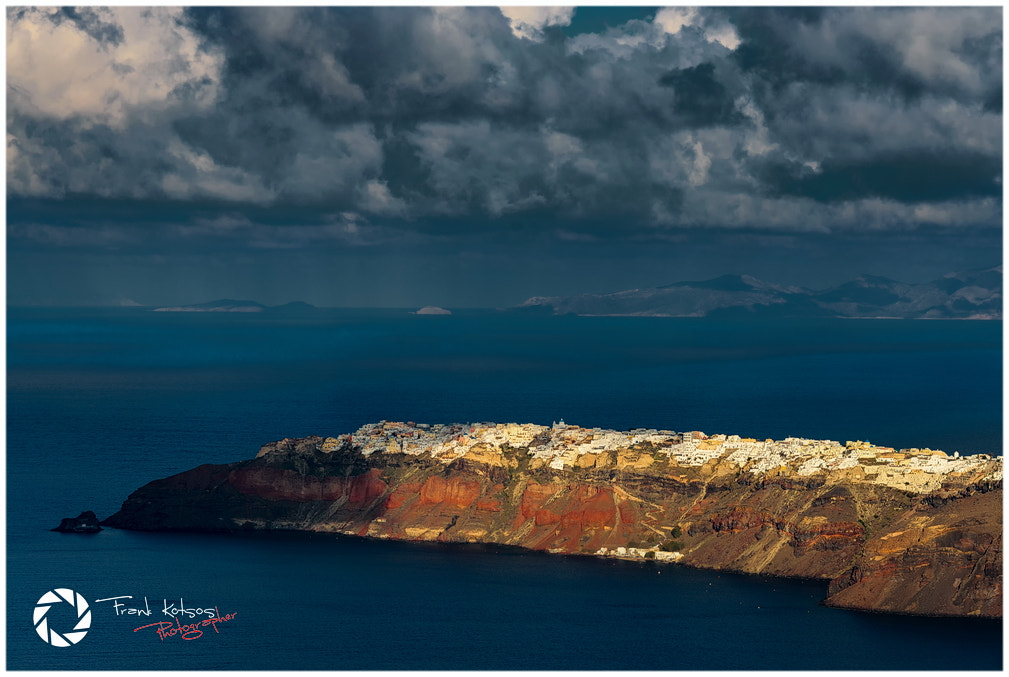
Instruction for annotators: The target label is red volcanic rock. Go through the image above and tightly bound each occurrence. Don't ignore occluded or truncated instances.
[574,486,616,528]
[385,482,423,510]
[534,509,561,526]
[476,498,503,512]
[711,506,774,533]
[348,469,388,504]
[519,482,561,518]
[418,475,481,509]
[791,521,864,555]
[578,504,613,528]
[618,501,642,525]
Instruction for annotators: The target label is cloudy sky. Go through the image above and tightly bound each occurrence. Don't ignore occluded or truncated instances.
[6,6,1003,307]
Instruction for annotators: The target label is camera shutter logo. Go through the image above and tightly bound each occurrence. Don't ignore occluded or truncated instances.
[34,589,91,647]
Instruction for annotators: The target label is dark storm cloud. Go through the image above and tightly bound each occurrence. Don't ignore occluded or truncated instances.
[6,5,1002,244]
[730,7,1002,105]
[659,62,742,127]
[759,151,1002,205]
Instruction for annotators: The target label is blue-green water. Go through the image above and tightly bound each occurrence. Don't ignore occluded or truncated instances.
[6,309,1002,670]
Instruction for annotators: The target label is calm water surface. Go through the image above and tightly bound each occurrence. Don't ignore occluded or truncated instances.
[6,309,1002,670]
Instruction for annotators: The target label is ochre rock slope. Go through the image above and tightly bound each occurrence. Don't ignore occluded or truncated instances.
[825,483,1001,617]
[104,421,1002,618]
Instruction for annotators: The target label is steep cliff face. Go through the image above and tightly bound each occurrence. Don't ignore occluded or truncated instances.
[825,485,1002,617]
[104,422,1002,618]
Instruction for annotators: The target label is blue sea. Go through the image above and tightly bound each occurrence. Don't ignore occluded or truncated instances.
[6,308,1003,670]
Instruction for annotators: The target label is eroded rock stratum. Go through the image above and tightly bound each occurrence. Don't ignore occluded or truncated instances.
[104,421,1002,617]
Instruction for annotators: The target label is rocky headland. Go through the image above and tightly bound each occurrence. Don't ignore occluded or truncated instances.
[104,421,1002,618]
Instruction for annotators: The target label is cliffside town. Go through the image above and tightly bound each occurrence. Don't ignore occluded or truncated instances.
[303,420,1000,495]
[106,421,1002,618]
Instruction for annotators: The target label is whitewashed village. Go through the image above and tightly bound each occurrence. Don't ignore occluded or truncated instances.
[306,420,999,489]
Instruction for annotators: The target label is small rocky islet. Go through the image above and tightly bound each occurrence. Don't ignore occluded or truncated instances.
[52,510,103,533]
[103,420,1002,618]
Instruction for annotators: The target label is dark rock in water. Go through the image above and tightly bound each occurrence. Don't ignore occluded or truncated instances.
[52,510,103,533]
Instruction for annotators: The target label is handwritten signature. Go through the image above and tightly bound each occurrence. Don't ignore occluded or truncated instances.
[134,609,238,641]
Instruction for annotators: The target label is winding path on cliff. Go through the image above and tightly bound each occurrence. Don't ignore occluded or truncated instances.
[612,485,667,539]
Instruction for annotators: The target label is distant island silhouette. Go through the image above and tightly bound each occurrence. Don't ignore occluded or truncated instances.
[152,300,319,314]
[514,266,1001,319]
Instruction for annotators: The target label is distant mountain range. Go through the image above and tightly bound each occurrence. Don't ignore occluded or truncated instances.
[516,267,1002,319]
[152,300,319,314]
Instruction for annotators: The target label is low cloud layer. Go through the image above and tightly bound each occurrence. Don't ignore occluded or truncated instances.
[7,6,1002,245]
